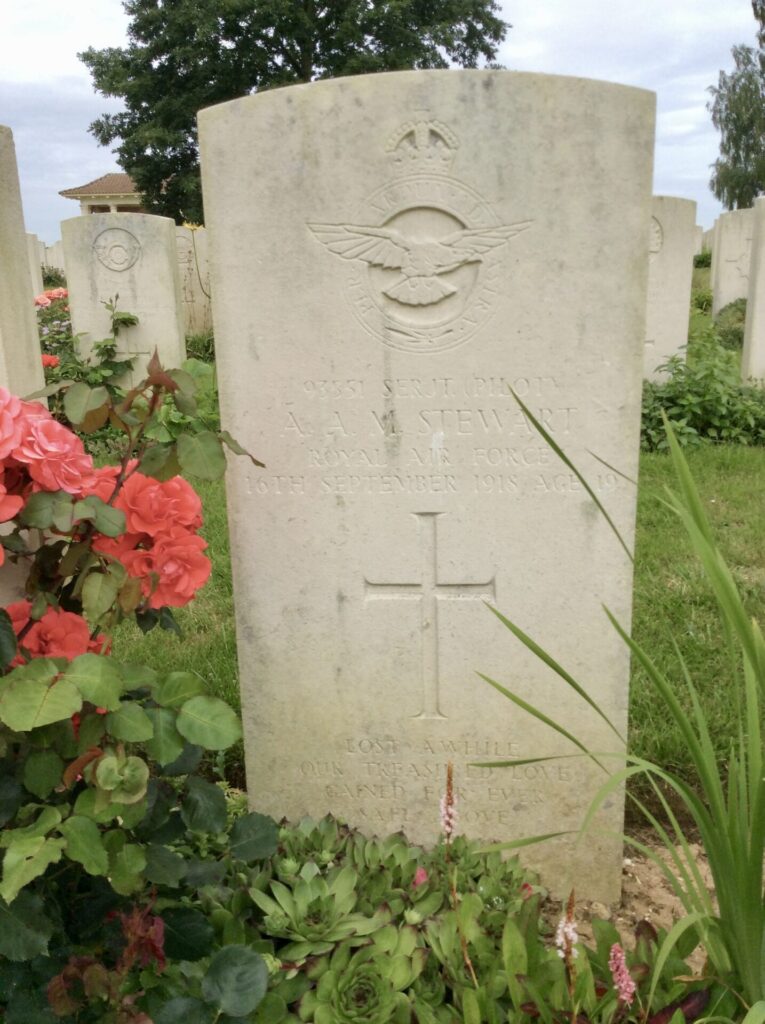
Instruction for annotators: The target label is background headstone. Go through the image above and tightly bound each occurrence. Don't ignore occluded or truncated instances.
[25,232,44,298]
[643,196,696,380]
[62,213,186,382]
[712,208,754,315]
[693,225,703,255]
[742,196,765,382]
[45,240,66,274]
[702,226,714,252]
[200,70,655,902]
[176,226,212,336]
[0,126,45,606]
[0,126,44,398]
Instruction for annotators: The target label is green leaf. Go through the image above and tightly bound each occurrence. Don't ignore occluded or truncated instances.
[161,907,215,961]
[229,813,279,863]
[106,702,154,742]
[0,662,82,731]
[177,431,227,480]
[176,696,242,750]
[76,496,125,537]
[156,671,205,708]
[219,430,265,468]
[181,776,227,833]
[144,707,184,766]
[96,754,150,803]
[0,836,66,903]
[0,774,23,827]
[22,750,64,799]
[0,891,54,960]
[201,946,268,1018]
[139,444,175,478]
[143,844,187,887]
[154,998,215,1024]
[20,491,56,528]
[64,654,123,710]
[0,610,17,671]
[82,572,120,623]
[64,382,109,425]
[59,816,108,875]
[109,843,146,895]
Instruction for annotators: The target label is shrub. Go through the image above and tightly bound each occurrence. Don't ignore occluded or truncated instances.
[186,328,215,363]
[691,286,712,314]
[641,325,765,450]
[693,250,711,268]
[42,266,66,288]
[714,296,747,350]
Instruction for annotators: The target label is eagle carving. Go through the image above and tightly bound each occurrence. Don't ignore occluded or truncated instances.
[309,221,532,307]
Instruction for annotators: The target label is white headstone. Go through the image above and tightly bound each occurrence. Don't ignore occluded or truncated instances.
[742,197,765,381]
[176,226,212,336]
[200,71,655,902]
[62,213,186,382]
[0,126,44,398]
[26,232,44,298]
[694,225,703,255]
[643,196,697,380]
[712,208,754,315]
[45,240,66,273]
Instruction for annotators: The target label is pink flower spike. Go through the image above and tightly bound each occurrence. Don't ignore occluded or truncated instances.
[608,943,636,1005]
[412,867,428,888]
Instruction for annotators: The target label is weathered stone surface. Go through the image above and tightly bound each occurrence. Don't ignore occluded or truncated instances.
[742,197,765,381]
[643,196,697,380]
[26,233,44,298]
[45,240,66,273]
[712,208,754,315]
[0,126,44,399]
[62,213,186,382]
[199,71,655,902]
[176,226,212,336]
[694,225,703,255]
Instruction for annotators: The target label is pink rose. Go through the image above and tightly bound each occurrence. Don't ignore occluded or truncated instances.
[116,472,202,537]
[124,528,210,608]
[46,288,68,300]
[0,389,25,461]
[92,531,145,563]
[5,602,105,664]
[41,354,60,369]
[14,415,95,494]
[34,294,51,308]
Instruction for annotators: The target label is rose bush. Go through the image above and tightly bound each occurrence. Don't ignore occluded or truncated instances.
[0,353,263,1022]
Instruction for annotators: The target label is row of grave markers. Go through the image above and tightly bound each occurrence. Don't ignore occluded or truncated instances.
[1,71,765,902]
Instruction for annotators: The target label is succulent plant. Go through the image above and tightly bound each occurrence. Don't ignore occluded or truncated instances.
[298,941,420,1024]
[248,861,389,961]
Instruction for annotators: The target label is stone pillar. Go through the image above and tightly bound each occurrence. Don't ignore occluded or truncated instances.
[176,226,213,336]
[0,126,44,398]
[742,196,765,381]
[712,208,754,315]
[643,196,697,379]
[62,213,187,383]
[26,232,44,297]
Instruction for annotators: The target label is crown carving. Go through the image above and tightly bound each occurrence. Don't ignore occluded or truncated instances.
[386,120,458,175]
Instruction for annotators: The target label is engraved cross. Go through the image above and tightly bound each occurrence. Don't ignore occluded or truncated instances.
[364,512,496,720]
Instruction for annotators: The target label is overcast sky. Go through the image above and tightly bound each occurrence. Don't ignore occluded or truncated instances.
[0,0,758,242]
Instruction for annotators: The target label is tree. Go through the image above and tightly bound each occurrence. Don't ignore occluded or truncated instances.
[81,0,508,224]
[708,43,765,209]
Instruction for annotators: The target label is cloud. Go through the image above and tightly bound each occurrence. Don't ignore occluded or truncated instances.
[1,78,124,242]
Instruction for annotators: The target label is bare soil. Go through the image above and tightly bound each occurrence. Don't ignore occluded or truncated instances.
[545,831,714,972]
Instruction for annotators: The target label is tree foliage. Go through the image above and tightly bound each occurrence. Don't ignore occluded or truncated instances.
[80,0,509,223]
[708,2,765,210]
[708,43,765,210]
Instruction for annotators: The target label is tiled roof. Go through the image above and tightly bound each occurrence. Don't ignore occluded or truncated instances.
[59,173,137,198]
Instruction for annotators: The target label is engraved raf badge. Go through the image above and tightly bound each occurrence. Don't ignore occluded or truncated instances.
[309,120,531,353]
